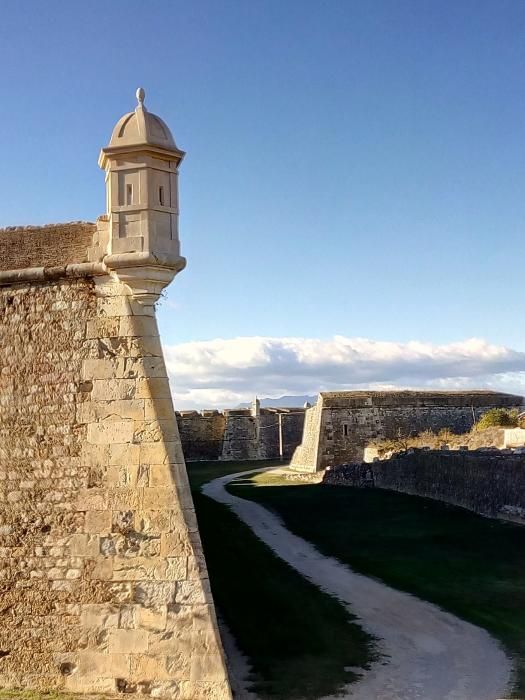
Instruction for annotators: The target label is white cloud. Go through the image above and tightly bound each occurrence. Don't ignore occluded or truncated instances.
[162,335,525,409]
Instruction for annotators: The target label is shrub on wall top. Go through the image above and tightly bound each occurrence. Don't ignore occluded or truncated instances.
[474,408,519,431]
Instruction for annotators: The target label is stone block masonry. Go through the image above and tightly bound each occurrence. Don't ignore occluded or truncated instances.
[0,273,231,698]
[0,88,232,699]
[323,450,525,524]
[176,408,305,462]
[291,391,524,472]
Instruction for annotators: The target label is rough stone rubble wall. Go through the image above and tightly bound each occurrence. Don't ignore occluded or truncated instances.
[0,223,98,270]
[177,411,305,462]
[176,413,226,461]
[324,450,525,523]
[363,426,508,462]
[321,405,497,466]
[0,277,231,699]
[0,279,96,689]
[256,409,305,459]
[291,393,523,472]
[218,414,257,461]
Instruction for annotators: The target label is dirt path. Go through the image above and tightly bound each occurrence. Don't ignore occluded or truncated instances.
[203,468,513,700]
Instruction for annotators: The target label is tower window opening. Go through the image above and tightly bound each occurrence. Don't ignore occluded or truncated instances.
[159,186,165,206]
[343,423,349,438]
[126,184,133,205]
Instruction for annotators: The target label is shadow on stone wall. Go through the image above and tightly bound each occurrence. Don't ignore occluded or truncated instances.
[323,449,525,524]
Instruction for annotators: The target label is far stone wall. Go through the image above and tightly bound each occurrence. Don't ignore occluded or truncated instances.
[291,391,524,472]
[177,409,305,462]
[176,412,227,461]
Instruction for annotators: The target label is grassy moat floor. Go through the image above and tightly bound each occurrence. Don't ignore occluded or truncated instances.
[227,467,525,697]
[188,461,376,699]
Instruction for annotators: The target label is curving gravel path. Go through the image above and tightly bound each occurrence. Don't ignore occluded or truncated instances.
[203,468,513,700]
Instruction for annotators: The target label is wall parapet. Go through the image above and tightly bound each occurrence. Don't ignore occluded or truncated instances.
[0,222,99,272]
[319,390,521,408]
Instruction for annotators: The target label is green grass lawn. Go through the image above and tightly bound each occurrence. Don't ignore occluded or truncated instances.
[229,470,525,697]
[187,461,376,699]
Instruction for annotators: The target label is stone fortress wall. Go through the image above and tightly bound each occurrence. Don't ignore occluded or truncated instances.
[0,225,230,699]
[0,90,232,700]
[323,450,525,524]
[0,222,100,270]
[290,391,524,472]
[176,404,305,461]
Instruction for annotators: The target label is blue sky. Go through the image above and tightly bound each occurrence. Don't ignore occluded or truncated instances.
[1,0,524,406]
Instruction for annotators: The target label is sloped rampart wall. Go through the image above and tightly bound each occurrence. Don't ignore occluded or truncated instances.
[0,272,231,699]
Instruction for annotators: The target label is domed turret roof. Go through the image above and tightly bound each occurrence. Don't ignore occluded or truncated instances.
[106,88,178,150]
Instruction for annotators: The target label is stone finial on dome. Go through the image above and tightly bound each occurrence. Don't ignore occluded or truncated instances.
[100,88,182,155]
[136,87,146,107]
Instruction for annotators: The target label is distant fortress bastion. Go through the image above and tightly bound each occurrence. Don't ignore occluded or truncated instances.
[174,391,524,467]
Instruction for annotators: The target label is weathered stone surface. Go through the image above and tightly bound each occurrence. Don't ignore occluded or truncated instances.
[0,276,230,697]
[324,449,525,523]
[109,628,149,653]
[0,222,98,271]
[0,88,233,698]
[0,279,95,689]
[291,390,524,472]
[176,407,306,462]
